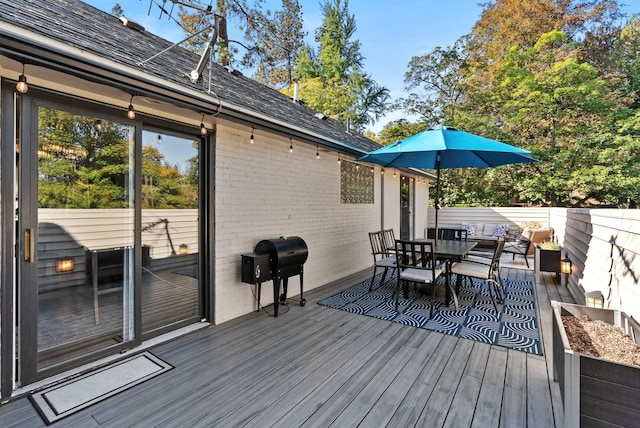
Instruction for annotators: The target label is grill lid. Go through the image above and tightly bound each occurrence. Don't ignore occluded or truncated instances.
[254,236,308,270]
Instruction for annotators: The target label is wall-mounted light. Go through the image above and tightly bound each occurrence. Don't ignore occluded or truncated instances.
[250,127,255,144]
[16,63,28,94]
[393,171,396,177]
[93,119,103,132]
[561,257,572,274]
[316,146,320,159]
[200,113,207,135]
[381,169,384,175]
[585,290,604,308]
[127,95,136,120]
[338,153,341,164]
[289,138,293,153]
[56,257,74,273]
[179,244,188,256]
[157,134,163,145]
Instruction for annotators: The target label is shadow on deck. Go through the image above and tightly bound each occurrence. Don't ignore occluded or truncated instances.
[1,255,573,427]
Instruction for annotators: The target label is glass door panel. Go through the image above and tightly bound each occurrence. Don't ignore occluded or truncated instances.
[140,131,200,336]
[34,108,135,370]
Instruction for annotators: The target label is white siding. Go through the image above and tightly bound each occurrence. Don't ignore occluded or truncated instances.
[436,207,640,320]
[213,122,381,323]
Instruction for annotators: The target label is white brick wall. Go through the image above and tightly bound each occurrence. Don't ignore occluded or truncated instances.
[214,122,382,323]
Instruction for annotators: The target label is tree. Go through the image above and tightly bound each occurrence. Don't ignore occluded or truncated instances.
[396,37,471,126]
[611,15,640,108]
[176,0,268,68]
[286,0,389,131]
[111,3,124,18]
[254,0,305,88]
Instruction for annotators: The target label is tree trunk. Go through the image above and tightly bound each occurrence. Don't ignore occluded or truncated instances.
[217,1,230,66]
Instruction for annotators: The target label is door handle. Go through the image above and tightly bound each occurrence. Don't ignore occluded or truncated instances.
[24,228,35,263]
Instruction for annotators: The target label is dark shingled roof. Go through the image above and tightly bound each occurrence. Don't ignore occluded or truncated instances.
[0,0,383,154]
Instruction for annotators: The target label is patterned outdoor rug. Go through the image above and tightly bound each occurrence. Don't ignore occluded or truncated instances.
[318,274,543,355]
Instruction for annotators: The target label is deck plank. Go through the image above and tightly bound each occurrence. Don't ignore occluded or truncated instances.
[0,262,571,428]
[471,347,508,427]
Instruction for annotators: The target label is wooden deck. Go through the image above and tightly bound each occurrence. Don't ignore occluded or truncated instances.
[1,257,574,427]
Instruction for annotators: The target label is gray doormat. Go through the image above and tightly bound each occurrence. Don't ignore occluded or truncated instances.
[30,352,172,425]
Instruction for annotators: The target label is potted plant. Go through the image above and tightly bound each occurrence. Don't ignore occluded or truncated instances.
[534,241,565,284]
[551,301,640,428]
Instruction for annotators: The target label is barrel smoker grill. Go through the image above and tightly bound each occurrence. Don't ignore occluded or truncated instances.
[241,236,308,317]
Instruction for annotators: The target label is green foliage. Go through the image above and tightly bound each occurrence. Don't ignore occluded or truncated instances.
[37,108,198,209]
[290,0,389,131]
[254,0,305,88]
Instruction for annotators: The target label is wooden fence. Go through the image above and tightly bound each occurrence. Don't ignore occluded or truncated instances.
[433,207,640,320]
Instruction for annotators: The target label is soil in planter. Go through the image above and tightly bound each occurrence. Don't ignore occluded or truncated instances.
[562,315,640,367]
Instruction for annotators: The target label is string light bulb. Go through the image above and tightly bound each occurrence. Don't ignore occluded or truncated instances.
[338,153,341,164]
[381,169,384,175]
[16,63,28,94]
[127,95,136,120]
[200,113,207,135]
[316,146,320,159]
[250,127,254,144]
[93,119,103,132]
[289,138,293,153]
[157,134,163,145]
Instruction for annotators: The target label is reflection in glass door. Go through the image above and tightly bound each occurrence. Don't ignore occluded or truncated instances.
[140,130,200,337]
[21,105,136,379]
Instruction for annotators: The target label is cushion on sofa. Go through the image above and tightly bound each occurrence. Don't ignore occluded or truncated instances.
[461,223,477,237]
[492,224,509,237]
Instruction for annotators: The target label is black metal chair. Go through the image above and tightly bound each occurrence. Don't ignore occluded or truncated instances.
[394,239,450,317]
[426,227,468,241]
[503,238,533,267]
[368,231,396,290]
[451,237,506,311]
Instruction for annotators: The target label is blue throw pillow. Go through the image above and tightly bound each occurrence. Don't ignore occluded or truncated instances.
[461,223,477,237]
[493,224,509,237]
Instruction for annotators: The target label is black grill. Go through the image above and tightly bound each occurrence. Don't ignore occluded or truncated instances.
[241,236,308,316]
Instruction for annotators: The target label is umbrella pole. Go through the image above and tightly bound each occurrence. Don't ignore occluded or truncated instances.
[434,153,441,240]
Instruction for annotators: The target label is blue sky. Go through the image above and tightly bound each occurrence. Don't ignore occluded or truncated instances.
[83,0,638,133]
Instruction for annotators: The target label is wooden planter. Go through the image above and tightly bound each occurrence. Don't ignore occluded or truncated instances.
[551,301,640,428]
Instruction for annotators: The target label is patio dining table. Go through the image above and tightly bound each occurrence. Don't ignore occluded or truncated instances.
[415,238,478,309]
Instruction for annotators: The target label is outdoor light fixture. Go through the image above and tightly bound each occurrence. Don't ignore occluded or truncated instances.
[585,290,604,308]
[200,114,207,135]
[338,153,341,164]
[16,63,28,94]
[93,119,103,132]
[157,134,163,145]
[289,138,293,153]
[381,169,384,175]
[179,244,188,256]
[56,257,74,273]
[561,257,572,274]
[250,127,254,144]
[316,146,320,159]
[127,95,136,120]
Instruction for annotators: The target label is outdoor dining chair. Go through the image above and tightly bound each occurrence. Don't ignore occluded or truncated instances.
[451,236,506,311]
[394,239,447,317]
[426,227,468,241]
[368,231,397,290]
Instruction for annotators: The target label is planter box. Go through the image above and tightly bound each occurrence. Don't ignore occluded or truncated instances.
[551,301,640,428]
[534,245,565,285]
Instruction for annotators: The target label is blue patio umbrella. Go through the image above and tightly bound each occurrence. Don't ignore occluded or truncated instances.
[357,125,538,235]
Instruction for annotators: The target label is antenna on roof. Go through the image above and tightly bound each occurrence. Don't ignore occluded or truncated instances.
[148,0,215,21]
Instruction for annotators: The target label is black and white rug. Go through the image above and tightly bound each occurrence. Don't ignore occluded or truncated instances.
[31,352,173,424]
[318,274,543,355]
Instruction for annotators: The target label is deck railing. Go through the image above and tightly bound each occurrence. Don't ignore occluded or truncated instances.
[431,207,640,321]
